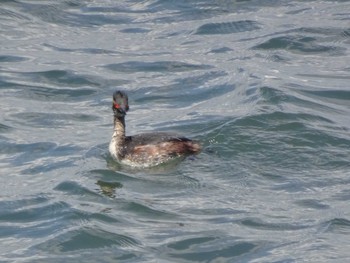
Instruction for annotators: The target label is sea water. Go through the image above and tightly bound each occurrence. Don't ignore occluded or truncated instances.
[1,1,350,262]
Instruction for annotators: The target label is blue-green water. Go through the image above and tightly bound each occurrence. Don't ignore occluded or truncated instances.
[1,0,350,262]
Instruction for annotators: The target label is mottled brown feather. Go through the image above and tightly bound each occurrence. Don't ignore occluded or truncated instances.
[131,140,201,157]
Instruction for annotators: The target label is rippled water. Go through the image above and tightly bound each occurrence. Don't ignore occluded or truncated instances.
[1,0,350,262]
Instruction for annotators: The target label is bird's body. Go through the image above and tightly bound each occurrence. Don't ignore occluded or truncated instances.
[109,91,200,168]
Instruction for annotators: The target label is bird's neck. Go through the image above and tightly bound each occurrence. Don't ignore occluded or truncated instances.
[113,116,126,140]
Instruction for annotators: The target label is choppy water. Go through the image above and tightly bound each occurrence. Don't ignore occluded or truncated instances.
[1,0,350,262]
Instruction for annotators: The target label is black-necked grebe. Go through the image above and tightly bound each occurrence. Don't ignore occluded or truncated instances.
[109,91,201,167]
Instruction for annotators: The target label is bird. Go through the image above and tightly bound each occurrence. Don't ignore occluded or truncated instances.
[109,90,201,167]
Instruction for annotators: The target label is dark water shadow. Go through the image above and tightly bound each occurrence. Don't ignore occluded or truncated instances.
[104,61,212,73]
[195,20,261,35]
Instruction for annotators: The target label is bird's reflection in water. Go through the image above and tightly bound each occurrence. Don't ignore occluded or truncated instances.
[96,180,123,198]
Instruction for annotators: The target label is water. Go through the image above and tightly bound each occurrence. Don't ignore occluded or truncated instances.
[1,0,350,262]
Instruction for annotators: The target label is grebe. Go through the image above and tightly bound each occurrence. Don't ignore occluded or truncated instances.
[109,90,201,167]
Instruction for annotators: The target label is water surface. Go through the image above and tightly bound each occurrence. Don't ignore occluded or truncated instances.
[1,0,350,262]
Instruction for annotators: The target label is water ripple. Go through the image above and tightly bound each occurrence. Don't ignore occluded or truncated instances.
[195,20,261,35]
[165,236,259,262]
[11,112,98,128]
[323,218,350,235]
[21,70,99,86]
[19,1,131,27]
[36,227,141,253]
[254,35,344,54]
[240,217,311,231]
[0,55,28,63]
[104,61,212,73]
